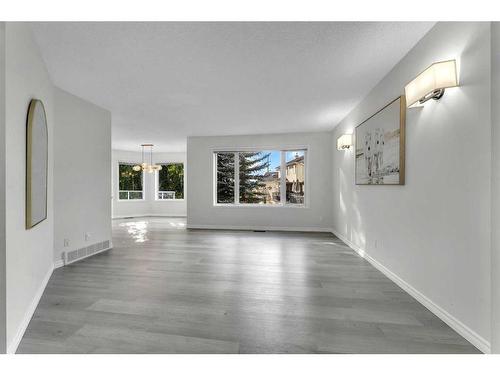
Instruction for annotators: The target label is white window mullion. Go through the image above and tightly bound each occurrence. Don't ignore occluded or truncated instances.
[280,151,286,206]
[234,152,240,204]
[213,153,217,204]
[155,168,159,200]
[303,151,307,206]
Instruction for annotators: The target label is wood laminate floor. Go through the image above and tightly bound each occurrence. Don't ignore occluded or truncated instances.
[17,217,480,353]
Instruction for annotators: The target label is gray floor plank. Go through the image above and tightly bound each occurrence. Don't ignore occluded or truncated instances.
[17,217,480,353]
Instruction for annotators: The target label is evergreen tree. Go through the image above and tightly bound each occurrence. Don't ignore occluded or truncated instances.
[239,152,270,203]
[216,153,235,203]
[216,152,271,203]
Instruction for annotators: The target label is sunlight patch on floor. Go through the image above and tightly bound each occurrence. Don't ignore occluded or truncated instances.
[118,220,149,242]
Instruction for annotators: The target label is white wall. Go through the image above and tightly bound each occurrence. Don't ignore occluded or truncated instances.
[491,21,500,354]
[5,23,55,352]
[112,150,187,218]
[187,132,333,231]
[0,21,6,354]
[53,87,112,265]
[331,22,491,352]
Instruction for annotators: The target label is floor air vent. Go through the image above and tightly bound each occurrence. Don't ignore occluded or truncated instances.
[65,240,111,265]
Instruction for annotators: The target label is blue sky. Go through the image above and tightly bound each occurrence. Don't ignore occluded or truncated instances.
[267,151,281,171]
[263,150,304,172]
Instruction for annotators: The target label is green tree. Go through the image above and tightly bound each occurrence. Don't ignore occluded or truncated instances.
[216,152,270,203]
[239,152,270,203]
[159,164,184,199]
[119,164,142,191]
[216,153,235,203]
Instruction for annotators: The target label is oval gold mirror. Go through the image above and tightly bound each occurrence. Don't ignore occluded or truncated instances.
[26,99,48,229]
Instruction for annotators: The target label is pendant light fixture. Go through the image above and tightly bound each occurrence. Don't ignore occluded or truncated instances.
[132,144,162,173]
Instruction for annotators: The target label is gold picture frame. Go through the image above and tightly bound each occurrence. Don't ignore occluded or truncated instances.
[354,96,406,185]
[26,99,48,229]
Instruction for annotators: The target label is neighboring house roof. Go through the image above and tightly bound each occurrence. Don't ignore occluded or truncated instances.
[262,171,279,182]
[272,156,304,172]
[286,155,304,166]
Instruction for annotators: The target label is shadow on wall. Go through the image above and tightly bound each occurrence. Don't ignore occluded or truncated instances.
[337,151,367,251]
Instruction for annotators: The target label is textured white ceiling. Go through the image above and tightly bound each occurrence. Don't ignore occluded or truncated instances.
[30,22,434,152]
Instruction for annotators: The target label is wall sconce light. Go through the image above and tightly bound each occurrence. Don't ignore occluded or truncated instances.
[337,134,352,150]
[405,59,458,108]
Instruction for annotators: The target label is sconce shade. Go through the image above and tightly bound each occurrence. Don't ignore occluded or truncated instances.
[405,60,458,107]
[337,134,352,150]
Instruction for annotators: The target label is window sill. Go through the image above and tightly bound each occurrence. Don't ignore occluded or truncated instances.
[213,203,307,209]
[155,199,185,202]
[117,199,145,202]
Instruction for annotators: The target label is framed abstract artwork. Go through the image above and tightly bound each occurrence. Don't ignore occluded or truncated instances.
[26,99,48,229]
[355,96,406,185]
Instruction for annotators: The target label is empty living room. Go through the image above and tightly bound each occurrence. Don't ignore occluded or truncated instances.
[1,1,500,373]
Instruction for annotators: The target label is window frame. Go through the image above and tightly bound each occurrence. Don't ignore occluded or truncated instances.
[212,147,308,208]
[117,161,145,201]
[155,162,185,201]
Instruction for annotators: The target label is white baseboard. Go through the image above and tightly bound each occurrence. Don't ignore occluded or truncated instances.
[54,259,64,269]
[187,223,332,233]
[7,264,54,354]
[113,214,187,219]
[331,228,490,354]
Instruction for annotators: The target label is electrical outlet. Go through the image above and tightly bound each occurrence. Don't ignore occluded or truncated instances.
[64,239,70,247]
[85,232,91,242]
